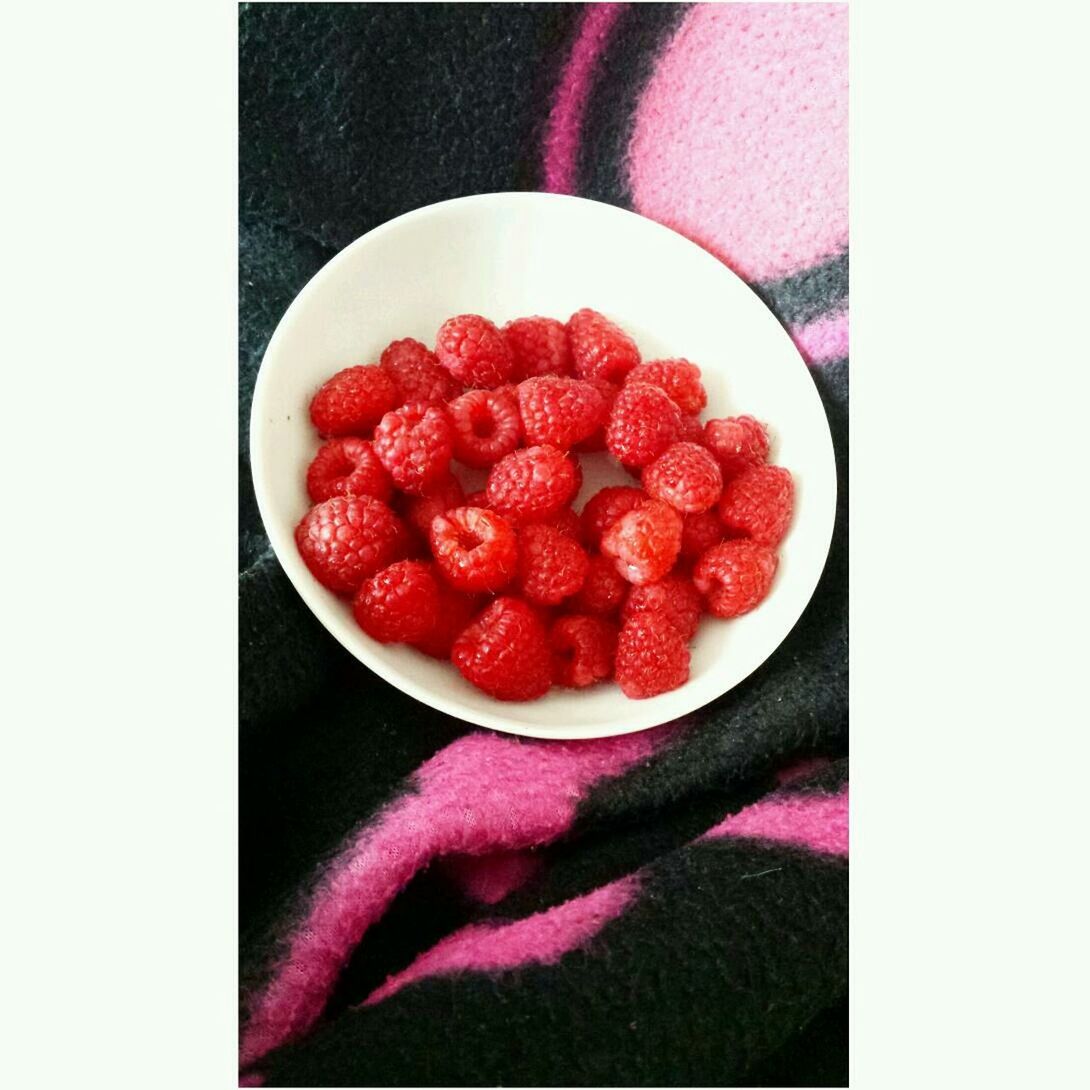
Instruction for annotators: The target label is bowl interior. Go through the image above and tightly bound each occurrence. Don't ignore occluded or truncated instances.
[250,193,836,739]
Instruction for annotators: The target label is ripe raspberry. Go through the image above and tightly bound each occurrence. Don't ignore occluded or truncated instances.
[601,499,683,586]
[625,359,707,415]
[572,553,629,616]
[464,489,489,509]
[694,540,778,618]
[373,400,454,496]
[429,506,518,593]
[445,387,520,469]
[531,506,583,541]
[605,383,684,467]
[452,597,552,701]
[717,464,794,547]
[550,615,618,688]
[642,442,724,514]
[411,584,480,659]
[401,474,465,540]
[703,415,770,479]
[580,486,646,548]
[568,308,641,382]
[517,524,589,605]
[615,614,690,699]
[380,337,459,404]
[486,445,580,524]
[352,560,442,643]
[573,378,621,452]
[435,314,515,388]
[679,510,725,561]
[295,495,410,595]
[305,437,392,504]
[675,413,705,444]
[516,376,608,450]
[621,575,703,641]
[309,364,399,438]
[504,316,573,378]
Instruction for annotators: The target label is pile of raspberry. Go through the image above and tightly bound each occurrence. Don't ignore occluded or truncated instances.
[295,310,794,702]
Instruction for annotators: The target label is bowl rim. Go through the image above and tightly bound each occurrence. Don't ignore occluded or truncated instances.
[249,191,837,739]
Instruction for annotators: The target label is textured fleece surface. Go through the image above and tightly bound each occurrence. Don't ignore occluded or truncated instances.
[240,4,848,1085]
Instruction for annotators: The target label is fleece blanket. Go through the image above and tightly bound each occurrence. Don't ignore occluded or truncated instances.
[239,4,848,1086]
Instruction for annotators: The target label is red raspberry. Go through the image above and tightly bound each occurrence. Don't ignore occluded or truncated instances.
[411,584,480,659]
[572,553,629,616]
[601,499,683,586]
[573,379,621,451]
[675,413,706,444]
[504,316,573,378]
[401,474,465,540]
[516,376,608,450]
[295,495,410,595]
[305,437,392,504]
[429,506,518,593]
[642,442,724,514]
[580,486,646,548]
[568,308,641,383]
[717,464,794,547]
[703,415,770,479]
[550,615,618,688]
[621,574,703,641]
[309,364,399,438]
[605,383,683,467]
[679,510,725,561]
[531,506,583,541]
[435,314,515,388]
[517,525,589,606]
[380,337,459,404]
[464,489,489,508]
[452,597,553,701]
[486,445,580,524]
[373,400,454,496]
[615,614,690,699]
[694,540,778,618]
[447,387,522,468]
[352,560,442,643]
[625,359,707,415]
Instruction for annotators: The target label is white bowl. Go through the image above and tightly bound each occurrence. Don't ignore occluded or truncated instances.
[250,193,836,740]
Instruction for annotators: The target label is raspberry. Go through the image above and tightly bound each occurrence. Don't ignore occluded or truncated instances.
[580,486,646,548]
[401,474,465,540]
[380,337,459,404]
[295,495,410,596]
[305,437,392,504]
[411,584,480,659]
[517,525,589,606]
[703,415,770,479]
[621,575,703,641]
[679,510,725,561]
[573,379,621,451]
[452,597,552,701]
[605,383,684,467]
[309,364,399,438]
[615,614,690,699]
[504,316,572,378]
[625,359,707,415]
[568,308,641,382]
[717,464,794,547]
[675,413,706,444]
[601,499,683,586]
[550,615,618,688]
[447,387,522,468]
[435,314,515,388]
[486,445,580,524]
[353,560,442,643]
[464,489,489,508]
[694,540,778,618]
[373,400,454,496]
[429,506,518,593]
[572,553,629,616]
[516,376,608,450]
[531,506,583,541]
[642,442,724,514]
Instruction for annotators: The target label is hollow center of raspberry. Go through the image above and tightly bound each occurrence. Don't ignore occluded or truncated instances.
[470,414,496,439]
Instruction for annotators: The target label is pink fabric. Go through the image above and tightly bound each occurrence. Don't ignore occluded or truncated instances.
[542,3,627,194]
[365,875,640,1006]
[790,310,848,365]
[240,727,674,1068]
[704,788,849,856]
[443,848,545,905]
[628,3,848,281]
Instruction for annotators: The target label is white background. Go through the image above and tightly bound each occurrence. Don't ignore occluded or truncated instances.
[3,1,1088,1087]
